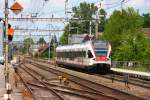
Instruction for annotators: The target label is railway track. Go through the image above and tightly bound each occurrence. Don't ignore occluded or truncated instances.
[17,65,65,100]
[23,64,103,99]
[16,62,112,99]
[30,57,150,89]
[98,73,150,89]
[20,57,147,100]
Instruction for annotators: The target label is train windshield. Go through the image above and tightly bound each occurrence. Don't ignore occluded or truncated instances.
[95,49,107,56]
[93,41,108,56]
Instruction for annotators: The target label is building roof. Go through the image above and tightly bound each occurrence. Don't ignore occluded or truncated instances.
[69,34,95,44]
[142,28,150,37]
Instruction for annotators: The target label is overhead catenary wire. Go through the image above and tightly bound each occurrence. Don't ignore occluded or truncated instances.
[105,0,131,10]
[8,0,133,42]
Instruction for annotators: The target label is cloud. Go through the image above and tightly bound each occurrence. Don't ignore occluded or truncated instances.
[49,0,66,8]
[125,0,150,9]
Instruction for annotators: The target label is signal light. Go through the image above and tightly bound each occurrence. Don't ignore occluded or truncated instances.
[7,24,15,42]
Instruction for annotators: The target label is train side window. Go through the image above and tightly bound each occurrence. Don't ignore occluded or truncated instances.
[61,52,63,58]
[67,52,69,58]
[83,51,86,57]
[82,51,85,57]
[65,52,67,58]
[57,52,59,57]
[63,52,64,58]
[87,50,93,58]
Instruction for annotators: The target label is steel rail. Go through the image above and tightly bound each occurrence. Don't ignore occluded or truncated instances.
[18,65,65,100]
[24,58,145,100]
[31,58,150,89]
[21,64,103,99]
[27,82,100,100]
[98,74,150,89]
[23,59,117,100]
[15,68,36,100]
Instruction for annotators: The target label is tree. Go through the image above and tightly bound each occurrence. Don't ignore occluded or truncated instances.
[143,13,150,28]
[103,8,144,61]
[60,2,106,44]
[142,37,150,62]
[37,37,46,44]
[51,35,58,44]
[23,38,34,54]
[60,25,69,45]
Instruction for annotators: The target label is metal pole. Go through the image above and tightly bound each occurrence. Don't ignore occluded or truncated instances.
[95,9,99,39]
[48,24,50,61]
[4,0,12,100]
[27,33,29,55]
[53,35,56,60]
[89,21,92,36]
[89,4,92,36]
[121,0,125,10]
[68,22,70,44]
[95,1,104,39]
[4,0,9,85]
[29,32,31,56]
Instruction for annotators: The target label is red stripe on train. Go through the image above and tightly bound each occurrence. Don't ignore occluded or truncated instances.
[96,56,107,61]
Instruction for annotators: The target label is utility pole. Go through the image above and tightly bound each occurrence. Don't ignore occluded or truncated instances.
[65,0,68,15]
[121,0,125,10]
[29,32,31,56]
[4,0,12,100]
[89,4,92,37]
[95,1,104,39]
[65,0,70,44]
[68,22,70,44]
[4,0,9,85]
[95,2,101,39]
[89,21,92,36]
[48,24,51,61]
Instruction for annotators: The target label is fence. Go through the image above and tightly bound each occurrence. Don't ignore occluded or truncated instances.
[112,61,150,72]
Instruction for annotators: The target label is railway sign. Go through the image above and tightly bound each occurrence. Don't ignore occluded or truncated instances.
[10,2,23,15]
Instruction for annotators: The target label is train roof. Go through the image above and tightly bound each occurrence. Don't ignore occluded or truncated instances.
[56,41,91,52]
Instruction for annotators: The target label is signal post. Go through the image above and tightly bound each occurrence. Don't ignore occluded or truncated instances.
[4,1,23,100]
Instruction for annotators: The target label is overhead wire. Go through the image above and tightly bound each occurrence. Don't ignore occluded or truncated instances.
[12,0,133,40]
[105,0,131,10]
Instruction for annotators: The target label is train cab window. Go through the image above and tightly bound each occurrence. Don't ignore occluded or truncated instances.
[87,50,93,58]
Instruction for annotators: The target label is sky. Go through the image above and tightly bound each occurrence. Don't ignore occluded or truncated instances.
[0,0,150,42]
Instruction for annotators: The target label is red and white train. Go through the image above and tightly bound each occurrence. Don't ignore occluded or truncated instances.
[56,40,111,73]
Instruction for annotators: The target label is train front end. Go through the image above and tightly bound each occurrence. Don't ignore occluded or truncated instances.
[92,41,111,72]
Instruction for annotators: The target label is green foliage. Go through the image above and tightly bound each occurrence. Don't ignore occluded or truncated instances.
[37,37,46,44]
[113,31,145,61]
[72,2,97,34]
[142,37,150,62]
[72,2,97,20]
[143,13,150,28]
[60,2,106,44]
[60,25,69,45]
[23,38,34,53]
[24,38,34,45]
[103,8,146,61]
